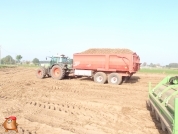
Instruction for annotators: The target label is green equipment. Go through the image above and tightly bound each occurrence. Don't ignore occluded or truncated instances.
[36,54,73,79]
[147,76,178,134]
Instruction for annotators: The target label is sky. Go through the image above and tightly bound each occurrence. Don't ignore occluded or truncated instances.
[0,0,178,66]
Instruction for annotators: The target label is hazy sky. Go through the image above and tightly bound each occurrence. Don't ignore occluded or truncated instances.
[0,0,178,65]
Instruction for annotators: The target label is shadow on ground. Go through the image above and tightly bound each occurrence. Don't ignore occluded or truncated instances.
[75,75,141,84]
[125,76,140,84]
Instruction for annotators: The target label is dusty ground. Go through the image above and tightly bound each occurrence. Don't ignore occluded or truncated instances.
[0,67,168,134]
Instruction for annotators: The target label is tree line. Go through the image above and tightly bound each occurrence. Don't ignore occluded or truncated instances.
[142,62,178,68]
[166,63,178,68]
[141,62,160,67]
[0,55,40,65]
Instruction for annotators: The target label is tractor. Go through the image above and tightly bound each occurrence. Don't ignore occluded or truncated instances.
[36,54,73,79]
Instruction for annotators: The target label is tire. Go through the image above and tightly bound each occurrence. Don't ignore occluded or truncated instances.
[36,67,46,79]
[94,72,107,84]
[169,76,178,84]
[50,65,65,80]
[108,73,122,85]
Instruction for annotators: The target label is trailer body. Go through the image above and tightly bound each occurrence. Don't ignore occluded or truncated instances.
[73,53,140,76]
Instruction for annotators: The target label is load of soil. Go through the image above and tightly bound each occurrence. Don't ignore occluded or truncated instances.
[80,48,134,54]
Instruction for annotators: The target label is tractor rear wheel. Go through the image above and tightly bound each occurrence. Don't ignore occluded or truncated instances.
[50,65,65,80]
[108,73,122,85]
[94,72,107,84]
[36,67,46,79]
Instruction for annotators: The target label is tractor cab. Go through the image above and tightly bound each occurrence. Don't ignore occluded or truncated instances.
[48,55,67,65]
[46,54,72,67]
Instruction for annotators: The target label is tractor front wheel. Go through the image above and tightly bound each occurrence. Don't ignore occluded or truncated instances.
[36,67,46,79]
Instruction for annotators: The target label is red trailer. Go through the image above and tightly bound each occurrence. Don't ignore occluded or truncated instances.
[36,48,141,85]
[72,53,140,84]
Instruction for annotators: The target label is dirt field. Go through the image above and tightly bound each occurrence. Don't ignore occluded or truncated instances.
[0,67,168,134]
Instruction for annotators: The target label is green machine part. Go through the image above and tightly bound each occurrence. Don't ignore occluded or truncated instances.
[147,76,178,134]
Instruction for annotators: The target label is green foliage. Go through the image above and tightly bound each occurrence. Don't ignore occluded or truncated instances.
[139,68,178,74]
[1,55,15,64]
[166,63,178,68]
[16,55,22,63]
[149,63,156,67]
[32,58,40,65]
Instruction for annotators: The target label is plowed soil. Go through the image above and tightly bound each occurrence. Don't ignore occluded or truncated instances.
[80,48,133,54]
[0,67,168,134]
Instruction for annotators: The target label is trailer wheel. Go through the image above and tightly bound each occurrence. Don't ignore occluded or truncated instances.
[108,73,122,85]
[36,67,46,79]
[94,72,107,84]
[50,65,65,80]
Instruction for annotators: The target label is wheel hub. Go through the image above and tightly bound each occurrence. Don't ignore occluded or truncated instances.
[38,70,42,76]
[54,68,60,77]
[97,76,103,82]
[111,77,118,83]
